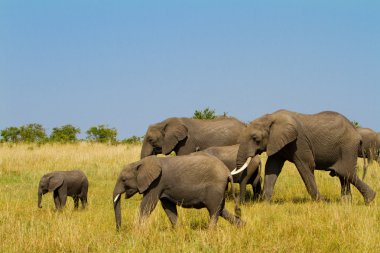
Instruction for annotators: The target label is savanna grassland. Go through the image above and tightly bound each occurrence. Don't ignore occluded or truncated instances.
[1,143,380,253]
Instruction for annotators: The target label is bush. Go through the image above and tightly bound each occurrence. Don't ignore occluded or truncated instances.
[193,107,217,120]
[50,125,81,143]
[120,135,143,145]
[352,120,361,128]
[1,127,21,142]
[19,124,47,143]
[86,125,117,144]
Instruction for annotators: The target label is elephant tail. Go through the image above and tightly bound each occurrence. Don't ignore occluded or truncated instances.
[228,174,241,218]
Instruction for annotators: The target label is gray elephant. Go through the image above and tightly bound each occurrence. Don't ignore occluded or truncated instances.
[38,170,88,210]
[357,127,380,179]
[236,109,376,204]
[200,144,262,203]
[140,117,246,158]
[113,154,243,230]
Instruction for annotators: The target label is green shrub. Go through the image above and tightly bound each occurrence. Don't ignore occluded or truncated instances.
[86,125,117,144]
[1,126,21,142]
[50,125,80,143]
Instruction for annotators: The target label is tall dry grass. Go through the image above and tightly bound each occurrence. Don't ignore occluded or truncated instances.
[0,143,379,252]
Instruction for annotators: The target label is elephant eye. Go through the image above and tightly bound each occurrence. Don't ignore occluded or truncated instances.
[252,134,261,142]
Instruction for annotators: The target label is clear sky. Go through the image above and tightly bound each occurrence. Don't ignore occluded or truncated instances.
[1,1,379,139]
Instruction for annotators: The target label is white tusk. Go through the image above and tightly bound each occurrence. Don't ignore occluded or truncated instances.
[114,194,120,203]
[231,157,252,175]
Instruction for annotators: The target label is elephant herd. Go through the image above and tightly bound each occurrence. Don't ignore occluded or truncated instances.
[38,109,379,230]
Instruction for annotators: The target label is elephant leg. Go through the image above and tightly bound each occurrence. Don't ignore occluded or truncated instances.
[239,176,249,203]
[57,187,67,208]
[160,198,178,226]
[205,189,225,227]
[53,191,61,209]
[338,175,352,202]
[139,190,159,222]
[263,156,285,201]
[80,184,88,209]
[80,196,87,209]
[220,208,244,226]
[73,196,79,209]
[293,156,322,201]
[347,174,376,204]
[252,175,263,201]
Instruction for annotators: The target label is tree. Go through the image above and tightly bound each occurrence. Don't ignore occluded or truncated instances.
[50,125,80,143]
[352,120,361,128]
[19,124,47,143]
[193,107,217,120]
[86,125,117,144]
[1,127,21,142]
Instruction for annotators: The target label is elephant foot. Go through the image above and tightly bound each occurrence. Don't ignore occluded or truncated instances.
[341,194,352,204]
[312,194,326,202]
[235,217,246,227]
[364,190,376,205]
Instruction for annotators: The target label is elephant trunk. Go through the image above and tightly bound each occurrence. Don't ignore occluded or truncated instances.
[114,194,122,231]
[140,140,154,159]
[236,142,252,168]
[113,182,125,231]
[38,191,43,208]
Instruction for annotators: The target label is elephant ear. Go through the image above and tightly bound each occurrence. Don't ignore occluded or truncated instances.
[48,174,64,192]
[136,157,162,193]
[162,122,188,155]
[267,115,298,157]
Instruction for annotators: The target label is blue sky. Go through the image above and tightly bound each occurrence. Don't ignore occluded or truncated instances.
[1,1,379,139]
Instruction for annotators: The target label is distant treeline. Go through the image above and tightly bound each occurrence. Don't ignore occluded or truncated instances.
[0,124,143,144]
[0,108,221,144]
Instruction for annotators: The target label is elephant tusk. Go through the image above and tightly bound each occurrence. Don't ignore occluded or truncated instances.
[114,194,120,203]
[231,157,252,175]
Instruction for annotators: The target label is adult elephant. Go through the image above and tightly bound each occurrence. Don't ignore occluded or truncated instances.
[236,109,376,204]
[113,154,243,230]
[140,117,246,158]
[200,145,262,203]
[357,127,380,179]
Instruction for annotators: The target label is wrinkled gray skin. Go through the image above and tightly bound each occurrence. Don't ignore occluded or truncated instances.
[113,154,243,230]
[140,117,246,158]
[200,144,262,203]
[38,170,88,210]
[357,127,380,179]
[236,110,376,204]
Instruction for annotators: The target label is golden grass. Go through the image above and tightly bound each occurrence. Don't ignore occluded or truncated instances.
[0,143,379,253]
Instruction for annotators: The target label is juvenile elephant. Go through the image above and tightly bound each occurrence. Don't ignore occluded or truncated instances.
[113,154,243,230]
[236,109,376,204]
[200,144,262,203]
[140,117,246,158]
[38,170,88,210]
[357,127,380,179]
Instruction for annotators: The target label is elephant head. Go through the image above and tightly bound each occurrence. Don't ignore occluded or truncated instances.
[37,173,64,208]
[236,111,298,169]
[113,156,162,230]
[140,118,188,158]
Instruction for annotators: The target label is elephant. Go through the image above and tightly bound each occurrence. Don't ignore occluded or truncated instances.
[236,109,376,204]
[200,144,262,203]
[38,170,88,210]
[113,154,243,230]
[140,116,246,158]
[357,127,380,179]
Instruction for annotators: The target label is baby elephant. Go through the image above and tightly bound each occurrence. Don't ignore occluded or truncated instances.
[38,170,88,210]
[113,154,243,230]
